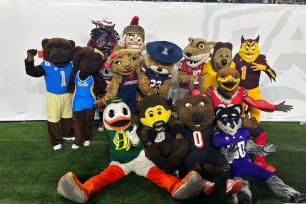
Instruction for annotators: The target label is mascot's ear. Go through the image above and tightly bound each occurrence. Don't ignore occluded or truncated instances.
[233,104,242,114]
[73,46,83,67]
[41,38,49,47]
[166,97,177,112]
[69,40,76,48]
[188,37,194,43]
[241,35,246,44]
[207,41,216,50]
[225,42,233,51]
[107,52,117,65]
[255,35,260,43]
[214,104,226,117]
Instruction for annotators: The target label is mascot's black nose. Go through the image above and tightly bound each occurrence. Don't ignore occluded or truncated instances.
[192,112,204,124]
[157,67,163,72]
[153,121,165,129]
[221,59,227,66]
[185,52,192,57]
[125,66,130,70]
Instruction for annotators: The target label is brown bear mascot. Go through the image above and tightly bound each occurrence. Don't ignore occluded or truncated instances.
[24,38,75,150]
[67,47,107,149]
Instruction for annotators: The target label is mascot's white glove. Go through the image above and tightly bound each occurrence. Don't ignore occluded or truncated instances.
[126,125,140,145]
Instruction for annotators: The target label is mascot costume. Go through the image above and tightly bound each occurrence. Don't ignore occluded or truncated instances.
[67,47,107,149]
[178,37,215,98]
[206,67,292,172]
[138,41,182,97]
[201,42,234,92]
[57,98,204,203]
[24,38,75,150]
[87,17,119,58]
[115,16,145,51]
[213,104,306,204]
[232,35,277,170]
[135,94,188,177]
[95,49,143,112]
[175,93,243,196]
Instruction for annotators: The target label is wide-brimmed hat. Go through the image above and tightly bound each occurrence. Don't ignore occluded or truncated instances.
[146,41,182,64]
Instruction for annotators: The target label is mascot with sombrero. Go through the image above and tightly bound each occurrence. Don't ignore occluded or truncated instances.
[57,98,204,203]
[138,41,183,97]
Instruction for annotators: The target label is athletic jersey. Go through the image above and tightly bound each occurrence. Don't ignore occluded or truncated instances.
[41,61,73,94]
[104,125,144,164]
[178,60,203,89]
[141,65,171,89]
[213,127,250,164]
[182,122,215,151]
[206,86,248,108]
[233,54,269,90]
[116,72,138,111]
[72,71,95,111]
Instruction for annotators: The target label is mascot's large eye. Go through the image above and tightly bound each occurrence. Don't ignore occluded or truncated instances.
[115,61,123,65]
[231,116,238,121]
[219,54,223,57]
[122,107,128,115]
[129,35,134,41]
[108,109,115,118]
[245,45,250,51]
[185,103,192,108]
[149,111,154,117]
[199,102,205,106]
[157,108,162,115]
[225,54,229,58]
[252,45,256,50]
[197,42,205,49]
[130,57,136,62]
[137,36,142,42]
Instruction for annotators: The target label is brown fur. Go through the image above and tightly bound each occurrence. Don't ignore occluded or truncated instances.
[176,95,214,132]
[96,49,142,107]
[138,51,174,96]
[42,38,75,67]
[212,42,233,72]
[178,37,215,84]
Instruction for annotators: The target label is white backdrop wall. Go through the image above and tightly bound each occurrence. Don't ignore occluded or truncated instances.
[1,0,306,122]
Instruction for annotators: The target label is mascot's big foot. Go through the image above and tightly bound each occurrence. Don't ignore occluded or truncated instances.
[57,165,203,203]
[146,167,203,199]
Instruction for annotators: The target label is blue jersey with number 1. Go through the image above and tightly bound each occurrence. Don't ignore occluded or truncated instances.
[41,61,73,94]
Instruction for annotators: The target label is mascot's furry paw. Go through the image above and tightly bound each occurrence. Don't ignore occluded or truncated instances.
[233,179,252,204]
[172,171,203,199]
[291,193,306,203]
[57,172,88,203]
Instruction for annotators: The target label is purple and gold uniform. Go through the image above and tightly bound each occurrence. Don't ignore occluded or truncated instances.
[213,127,274,181]
[233,54,270,90]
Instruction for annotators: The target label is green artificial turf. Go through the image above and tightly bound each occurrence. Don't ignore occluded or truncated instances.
[0,121,305,204]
